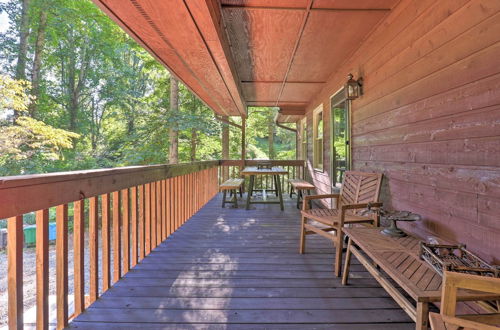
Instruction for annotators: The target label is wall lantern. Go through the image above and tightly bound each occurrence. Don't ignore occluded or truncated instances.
[345,73,363,100]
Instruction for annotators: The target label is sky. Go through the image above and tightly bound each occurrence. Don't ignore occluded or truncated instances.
[0,0,9,33]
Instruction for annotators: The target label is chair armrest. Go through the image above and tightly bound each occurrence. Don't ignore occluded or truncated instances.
[304,194,340,201]
[341,202,383,210]
[302,194,340,210]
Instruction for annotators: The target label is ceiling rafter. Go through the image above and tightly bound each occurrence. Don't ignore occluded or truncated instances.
[275,0,314,108]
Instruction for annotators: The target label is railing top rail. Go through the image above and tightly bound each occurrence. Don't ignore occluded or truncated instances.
[0,160,219,189]
[0,160,219,220]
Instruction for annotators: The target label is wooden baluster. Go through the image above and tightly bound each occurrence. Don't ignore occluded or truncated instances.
[8,215,23,330]
[198,171,201,208]
[145,183,151,255]
[169,178,172,234]
[36,209,49,329]
[89,196,99,303]
[138,185,145,261]
[177,176,181,229]
[182,175,186,224]
[113,191,122,283]
[171,177,176,231]
[189,173,193,217]
[122,188,130,274]
[56,205,68,329]
[131,186,138,267]
[74,200,85,315]
[101,194,110,291]
[156,180,162,244]
[179,176,183,225]
[197,171,200,211]
[162,180,167,241]
[151,181,157,249]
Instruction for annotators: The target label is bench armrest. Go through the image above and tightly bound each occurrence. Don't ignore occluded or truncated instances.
[302,194,340,210]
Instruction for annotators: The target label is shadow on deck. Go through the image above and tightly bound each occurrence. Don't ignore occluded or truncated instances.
[69,194,413,329]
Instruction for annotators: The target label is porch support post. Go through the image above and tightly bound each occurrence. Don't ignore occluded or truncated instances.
[241,117,246,162]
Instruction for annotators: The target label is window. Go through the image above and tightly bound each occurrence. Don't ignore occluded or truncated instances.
[332,101,349,185]
[301,118,307,160]
[313,106,323,171]
[330,88,351,187]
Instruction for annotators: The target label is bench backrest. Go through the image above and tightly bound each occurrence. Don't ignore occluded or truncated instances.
[339,171,383,208]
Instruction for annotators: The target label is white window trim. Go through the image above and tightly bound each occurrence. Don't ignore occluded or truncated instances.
[313,105,324,171]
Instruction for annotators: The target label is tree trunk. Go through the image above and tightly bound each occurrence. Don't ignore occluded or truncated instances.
[68,55,78,132]
[268,114,275,159]
[168,76,179,164]
[221,116,230,180]
[190,128,197,162]
[29,7,48,118]
[14,0,31,120]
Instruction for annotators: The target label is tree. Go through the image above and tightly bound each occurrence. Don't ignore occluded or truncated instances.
[168,76,179,163]
[28,0,49,117]
[0,75,79,175]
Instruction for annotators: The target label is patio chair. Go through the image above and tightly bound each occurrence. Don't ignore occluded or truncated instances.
[299,171,383,277]
[429,271,500,330]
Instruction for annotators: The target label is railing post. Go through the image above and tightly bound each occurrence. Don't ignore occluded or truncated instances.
[8,215,23,330]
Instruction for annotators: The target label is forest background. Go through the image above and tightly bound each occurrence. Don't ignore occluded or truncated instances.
[0,0,296,178]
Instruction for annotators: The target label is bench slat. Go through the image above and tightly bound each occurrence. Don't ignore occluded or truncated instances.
[220,179,244,190]
[289,179,315,190]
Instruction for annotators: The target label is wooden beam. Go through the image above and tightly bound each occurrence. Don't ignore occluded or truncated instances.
[185,0,247,117]
[275,0,314,107]
[215,115,243,129]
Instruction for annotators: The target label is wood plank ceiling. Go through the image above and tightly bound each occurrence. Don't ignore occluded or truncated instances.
[92,0,400,117]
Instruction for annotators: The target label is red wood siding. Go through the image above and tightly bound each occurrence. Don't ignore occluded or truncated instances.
[304,0,500,263]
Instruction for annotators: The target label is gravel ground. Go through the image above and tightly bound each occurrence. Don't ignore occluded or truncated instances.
[0,231,115,327]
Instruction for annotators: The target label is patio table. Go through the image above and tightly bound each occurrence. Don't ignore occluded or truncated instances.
[240,166,288,210]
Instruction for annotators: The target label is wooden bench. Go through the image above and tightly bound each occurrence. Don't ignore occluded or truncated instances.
[342,227,500,330]
[288,179,315,208]
[220,178,244,208]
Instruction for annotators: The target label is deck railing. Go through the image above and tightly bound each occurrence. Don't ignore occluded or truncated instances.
[1,161,219,329]
[1,159,303,329]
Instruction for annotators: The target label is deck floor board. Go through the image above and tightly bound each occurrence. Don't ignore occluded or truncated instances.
[69,194,413,329]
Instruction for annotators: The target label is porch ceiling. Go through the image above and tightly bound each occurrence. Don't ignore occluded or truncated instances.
[92,0,400,117]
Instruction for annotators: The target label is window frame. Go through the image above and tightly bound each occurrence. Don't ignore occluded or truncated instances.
[300,118,307,160]
[313,105,324,171]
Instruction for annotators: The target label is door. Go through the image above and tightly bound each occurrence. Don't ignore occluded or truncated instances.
[330,92,350,188]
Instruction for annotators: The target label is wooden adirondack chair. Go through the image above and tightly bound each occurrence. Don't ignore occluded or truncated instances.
[300,171,383,277]
[429,272,500,330]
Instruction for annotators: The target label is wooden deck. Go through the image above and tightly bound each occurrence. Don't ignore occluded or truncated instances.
[69,194,413,329]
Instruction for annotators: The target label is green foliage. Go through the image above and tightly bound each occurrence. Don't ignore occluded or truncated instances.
[0,75,79,174]
[0,0,296,177]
